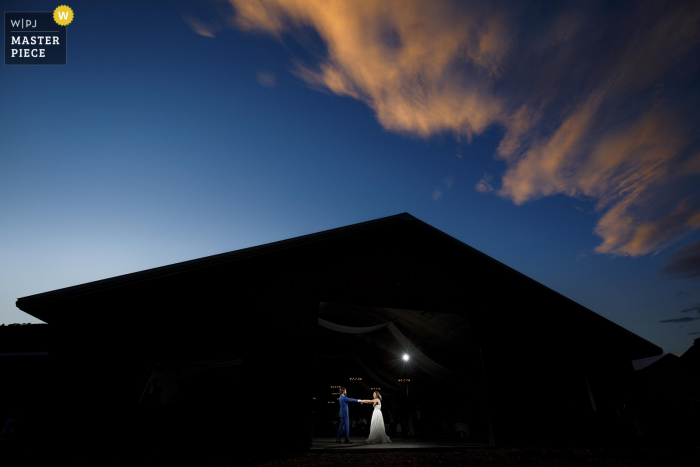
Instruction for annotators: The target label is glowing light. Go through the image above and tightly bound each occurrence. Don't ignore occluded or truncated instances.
[403,354,410,361]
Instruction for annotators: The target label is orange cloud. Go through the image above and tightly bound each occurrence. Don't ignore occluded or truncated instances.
[191,0,700,257]
[183,14,220,38]
[475,173,494,194]
[501,101,699,256]
[228,0,508,139]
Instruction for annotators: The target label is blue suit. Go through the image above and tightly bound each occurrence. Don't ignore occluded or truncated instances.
[337,394,359,441]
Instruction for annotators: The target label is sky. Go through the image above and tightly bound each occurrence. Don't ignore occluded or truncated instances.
[2,0,700,356]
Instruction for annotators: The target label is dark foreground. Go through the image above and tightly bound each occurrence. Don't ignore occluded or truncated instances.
[251,448,697,467]
[3,442,699,466]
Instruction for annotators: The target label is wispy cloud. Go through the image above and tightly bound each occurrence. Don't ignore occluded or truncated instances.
[256,71,277,87]
[183,13,220,38]
[660,317,700,323]
[192,0,700,257]
[475,173,494,194]
[227,0,508,140]
[432,176,454,201]
[664,239,700,280]
[681,306,700,313]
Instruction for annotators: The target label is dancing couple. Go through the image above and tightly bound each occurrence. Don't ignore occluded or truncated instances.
[337,387,392,444]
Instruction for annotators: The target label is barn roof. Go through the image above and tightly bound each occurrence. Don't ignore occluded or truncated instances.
[632,353,678,371]
[15,212,662,357]
[17,213,417,313]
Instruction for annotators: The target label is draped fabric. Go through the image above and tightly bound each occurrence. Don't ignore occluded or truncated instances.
[318,318,460,380]
[315,351,401,391]
[351,353,401,391]
[318,320,390,334]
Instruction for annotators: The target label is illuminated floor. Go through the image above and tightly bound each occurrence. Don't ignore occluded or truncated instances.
[311,437,488,450]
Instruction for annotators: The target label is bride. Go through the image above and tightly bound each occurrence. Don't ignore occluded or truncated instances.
[360,392,392,444]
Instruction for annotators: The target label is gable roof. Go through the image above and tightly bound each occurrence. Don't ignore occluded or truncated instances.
[15,212,662,356]
[17,213,414,312]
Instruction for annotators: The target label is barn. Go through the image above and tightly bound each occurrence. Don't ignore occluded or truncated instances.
[15,213,661,451]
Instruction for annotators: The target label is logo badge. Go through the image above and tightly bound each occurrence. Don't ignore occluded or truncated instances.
[53,5,73,26]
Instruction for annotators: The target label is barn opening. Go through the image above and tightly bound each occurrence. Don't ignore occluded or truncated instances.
[312,301,492,446]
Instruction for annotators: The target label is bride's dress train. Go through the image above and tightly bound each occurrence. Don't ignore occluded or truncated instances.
[366,401,392,444]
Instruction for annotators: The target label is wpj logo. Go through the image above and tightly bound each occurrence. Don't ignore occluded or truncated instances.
[11,18,37,29]
[5,6,72,65]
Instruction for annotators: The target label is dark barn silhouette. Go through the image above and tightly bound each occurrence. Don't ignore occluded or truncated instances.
[15,213,661,454]
[630,339,700,447]
[0,324,50,442]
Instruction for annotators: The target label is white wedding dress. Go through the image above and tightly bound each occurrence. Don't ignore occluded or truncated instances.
[366,401,392,444]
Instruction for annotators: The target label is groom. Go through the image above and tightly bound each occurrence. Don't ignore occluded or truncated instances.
[337,387,363,443]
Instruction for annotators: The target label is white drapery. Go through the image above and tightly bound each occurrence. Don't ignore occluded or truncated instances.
[318,318,461,381]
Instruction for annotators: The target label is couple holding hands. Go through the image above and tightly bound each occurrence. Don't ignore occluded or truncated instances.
[337,387,391,444]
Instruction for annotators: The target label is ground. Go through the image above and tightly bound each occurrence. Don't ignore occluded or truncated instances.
[250,448,698,467]
[3,441,699,466]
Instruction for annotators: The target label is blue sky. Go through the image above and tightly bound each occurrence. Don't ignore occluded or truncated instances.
[2,0,700,356]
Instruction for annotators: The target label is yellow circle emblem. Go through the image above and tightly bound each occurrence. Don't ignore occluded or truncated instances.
[53,5,73,26]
